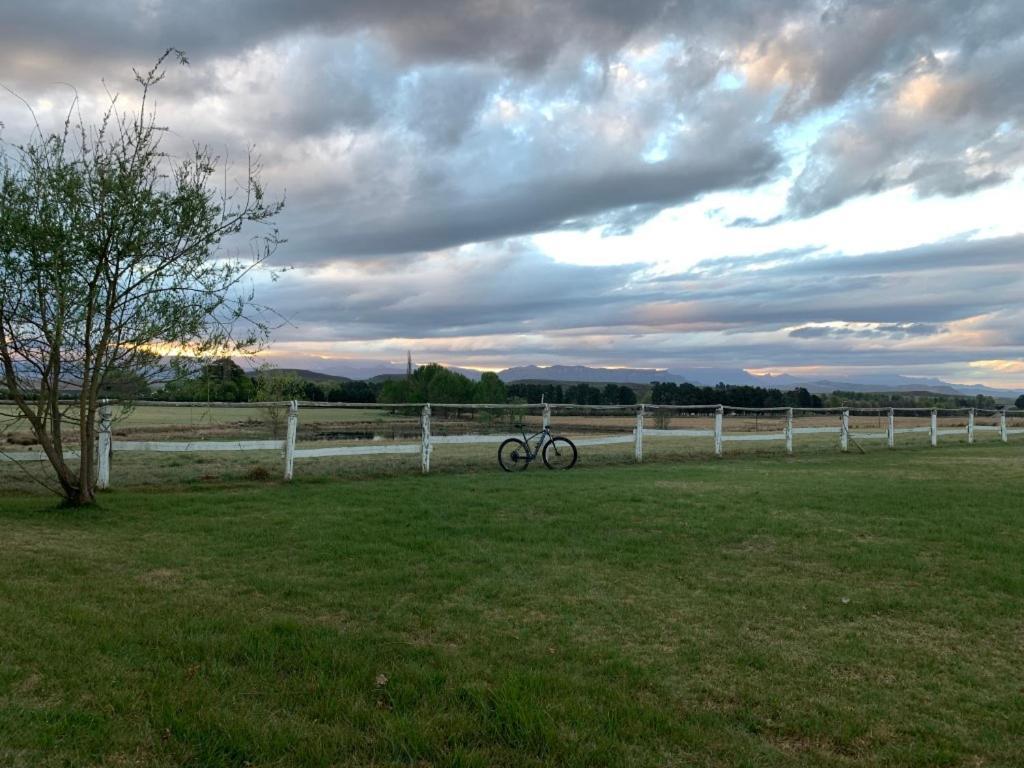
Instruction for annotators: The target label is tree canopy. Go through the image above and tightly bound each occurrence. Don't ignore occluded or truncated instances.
[473,372,507,404]
[379,363,476,404]
[162,359,256,403]
[650,382,822,409]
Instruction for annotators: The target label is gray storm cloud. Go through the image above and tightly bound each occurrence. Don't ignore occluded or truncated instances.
[4,1,1023,241]
[259,235,1024,366]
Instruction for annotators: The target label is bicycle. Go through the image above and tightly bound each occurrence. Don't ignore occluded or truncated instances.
[498,424,577,471]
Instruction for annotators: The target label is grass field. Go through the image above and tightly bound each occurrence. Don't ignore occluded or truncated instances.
[109,404,391,428]
[2,443,1023,766]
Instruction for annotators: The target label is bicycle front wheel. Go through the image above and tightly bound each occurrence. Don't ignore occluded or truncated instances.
[498,438,530,472]
[542,437,577,470]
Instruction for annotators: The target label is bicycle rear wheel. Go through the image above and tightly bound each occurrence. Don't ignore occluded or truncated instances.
[498,438,530,471]
[542,437,577,470]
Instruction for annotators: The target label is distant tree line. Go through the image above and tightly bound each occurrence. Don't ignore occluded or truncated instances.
[505,382,637,406]
[34,358,1021,411]
[822,390,1001,410]
[650,382,823,409]
[505,383,565,404]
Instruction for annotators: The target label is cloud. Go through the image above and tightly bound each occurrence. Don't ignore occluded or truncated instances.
[3,1,1024,385]
[784,6,1024,216]
[788,322,946,340]
[251,234,1024,379]
[262,244,647,341]
[726,215,785,229]
[152,33,785,262]
[640,236,1024,336]
[0,1,812,84]
[293,140,780,258]
[5,1,1023,244]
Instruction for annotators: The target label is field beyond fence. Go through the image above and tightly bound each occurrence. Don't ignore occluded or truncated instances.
[2,400,1023,492]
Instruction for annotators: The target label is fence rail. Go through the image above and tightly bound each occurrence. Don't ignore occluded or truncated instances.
[112,440,286,452]
[2,401,1022,487]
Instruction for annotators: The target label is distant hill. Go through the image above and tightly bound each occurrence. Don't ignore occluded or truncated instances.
[937,382,1021,399]
[499,365,806,388]
[499,365,689,385]
[793,380,959,395]
[261,361,1021,401]
[368,373,406,383]
[260,368,351,384]
[787,379,1018,400]
[369,365,483,384]
[675,368,799,387]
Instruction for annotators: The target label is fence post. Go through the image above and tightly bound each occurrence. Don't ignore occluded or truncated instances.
[284,400,298,480]
[785,407,793,454]
[542,403,551,431]
[968,409,975,445]
[634,405,644,463]
[840,410,849,452]
[97,400,112,490]
[930,409,938,447]
[887,408,895,449]
[1000,409,1008,443]
[421,404,432,474]
[714,406,723,457]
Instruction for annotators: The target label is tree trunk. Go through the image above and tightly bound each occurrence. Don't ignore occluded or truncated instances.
[73,399,99,506]
[33,421,83,505]
[38,401,100,507]
[47,446,94,506]
[53,460,80,503]
[60,483,96,507]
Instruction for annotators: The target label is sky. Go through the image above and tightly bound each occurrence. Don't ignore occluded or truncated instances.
[2,0,1023,387]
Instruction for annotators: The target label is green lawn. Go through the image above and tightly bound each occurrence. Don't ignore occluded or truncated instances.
[1,444,1022,766]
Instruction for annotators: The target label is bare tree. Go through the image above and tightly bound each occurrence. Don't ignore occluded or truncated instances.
[0,50,283,505]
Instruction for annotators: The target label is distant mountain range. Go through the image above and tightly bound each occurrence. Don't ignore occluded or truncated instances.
[494,365,1019,399]
[265,361,1020,400]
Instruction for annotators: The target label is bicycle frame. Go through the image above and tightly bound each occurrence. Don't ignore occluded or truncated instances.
[518,426,552,461]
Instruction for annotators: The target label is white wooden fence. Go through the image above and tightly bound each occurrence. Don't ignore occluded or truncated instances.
[2,401,1022,488]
